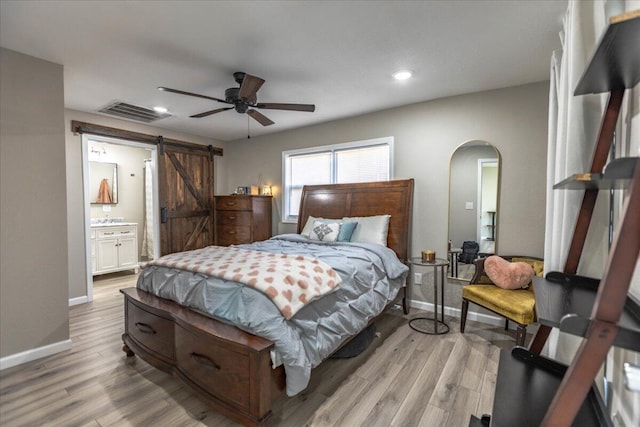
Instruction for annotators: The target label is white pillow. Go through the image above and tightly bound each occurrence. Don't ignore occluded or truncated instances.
[343,214,391,246]
[308,220,340,242]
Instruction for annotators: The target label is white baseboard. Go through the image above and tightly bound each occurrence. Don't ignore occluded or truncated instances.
[0,339,72,371]
[409,299,506,328]
[69,296,89,306]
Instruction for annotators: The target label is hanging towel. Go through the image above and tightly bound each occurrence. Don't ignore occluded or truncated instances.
[96,178,113,203]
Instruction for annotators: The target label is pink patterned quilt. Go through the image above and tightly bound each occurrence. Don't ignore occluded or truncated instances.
[148,246,341,319]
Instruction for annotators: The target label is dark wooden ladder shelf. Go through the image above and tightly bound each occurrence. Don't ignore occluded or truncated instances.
[533,273,640,352]
[553,157,638,190]
[490,347,611,427]
[476,10,640,427]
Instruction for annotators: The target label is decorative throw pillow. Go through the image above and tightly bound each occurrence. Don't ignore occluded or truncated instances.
[309,220,340,242]
[484,255,534,289]
[511,257,545,278]
[337,221,358,242]
[300,216,319,236]
[301,216,335,237]
[301,217,358,242]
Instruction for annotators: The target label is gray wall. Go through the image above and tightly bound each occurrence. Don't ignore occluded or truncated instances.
[0,48,69,357]
[224,82,550,274]
[65,109,227,299]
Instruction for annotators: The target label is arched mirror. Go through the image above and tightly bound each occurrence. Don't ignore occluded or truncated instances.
[447,140,500,281]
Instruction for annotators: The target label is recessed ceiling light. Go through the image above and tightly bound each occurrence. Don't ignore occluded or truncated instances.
[393,70,412,81]
[153,106,168,114]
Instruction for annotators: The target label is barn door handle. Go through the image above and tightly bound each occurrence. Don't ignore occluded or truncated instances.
[161,207,167,223]
[190,352,220,371]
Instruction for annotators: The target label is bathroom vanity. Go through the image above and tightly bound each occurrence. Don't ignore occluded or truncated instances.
[91,223,139,275]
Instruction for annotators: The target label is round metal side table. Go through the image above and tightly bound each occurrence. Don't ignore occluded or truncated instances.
[409,257,450,335]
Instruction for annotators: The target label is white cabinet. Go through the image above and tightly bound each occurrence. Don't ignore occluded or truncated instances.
[90,229,97,274]
[92,224,139,275]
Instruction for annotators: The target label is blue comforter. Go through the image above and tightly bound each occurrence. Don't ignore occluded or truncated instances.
[136,234,408,396]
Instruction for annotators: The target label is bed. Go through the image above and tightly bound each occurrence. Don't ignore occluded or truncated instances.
[120,179,414,426]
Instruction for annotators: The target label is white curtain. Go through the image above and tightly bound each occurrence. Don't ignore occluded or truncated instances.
[141,159,155,260]
[543,0,629,360]
[544,0,612,275]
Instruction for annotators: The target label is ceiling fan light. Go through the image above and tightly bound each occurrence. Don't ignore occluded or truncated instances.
[393,70,412,81]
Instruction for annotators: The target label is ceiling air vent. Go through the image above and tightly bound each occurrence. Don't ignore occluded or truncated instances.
[98,101,171,123]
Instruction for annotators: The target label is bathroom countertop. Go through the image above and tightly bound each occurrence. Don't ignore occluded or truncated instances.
[91,222,137,227]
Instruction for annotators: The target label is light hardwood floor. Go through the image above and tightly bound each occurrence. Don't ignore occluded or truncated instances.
[0,272,527,427]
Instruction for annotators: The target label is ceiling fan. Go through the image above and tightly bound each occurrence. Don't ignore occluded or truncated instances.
[158,72,315,127]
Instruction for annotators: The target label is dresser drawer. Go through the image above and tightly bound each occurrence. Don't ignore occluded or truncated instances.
[126,300,175,361]
[215,196,252,211]
[216,210,252,226]
[216,225,251,245]
[176,325,250,410]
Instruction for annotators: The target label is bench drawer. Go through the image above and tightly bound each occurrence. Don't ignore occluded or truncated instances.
[176,325,250,410]
[126,300,175,361]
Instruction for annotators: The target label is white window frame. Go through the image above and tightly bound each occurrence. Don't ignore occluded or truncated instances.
[282,136,394,223]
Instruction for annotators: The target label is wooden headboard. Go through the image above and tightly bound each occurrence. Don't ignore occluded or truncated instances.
[296,179,414,262]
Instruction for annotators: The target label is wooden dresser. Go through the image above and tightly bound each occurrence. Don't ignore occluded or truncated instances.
[214,195,272,246]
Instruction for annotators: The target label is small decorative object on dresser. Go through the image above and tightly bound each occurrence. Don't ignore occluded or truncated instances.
[214,195,272,246]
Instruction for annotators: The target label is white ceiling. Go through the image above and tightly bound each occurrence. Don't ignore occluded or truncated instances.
[0,1,566,142]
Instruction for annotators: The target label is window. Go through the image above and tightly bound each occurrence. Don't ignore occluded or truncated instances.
[282,137,393,223]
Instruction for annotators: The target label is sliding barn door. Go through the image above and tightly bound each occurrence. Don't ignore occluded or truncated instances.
[158,145,214,255]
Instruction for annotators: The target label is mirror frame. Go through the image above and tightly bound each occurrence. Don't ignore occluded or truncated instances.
[447,139,501,280]
[89,161,118,205]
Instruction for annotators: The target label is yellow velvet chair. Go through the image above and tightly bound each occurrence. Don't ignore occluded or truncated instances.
[460,256,544,346]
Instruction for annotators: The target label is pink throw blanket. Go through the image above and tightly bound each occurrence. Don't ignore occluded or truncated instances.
[148,246,341,319]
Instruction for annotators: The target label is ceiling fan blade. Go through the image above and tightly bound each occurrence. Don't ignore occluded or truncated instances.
[190,107,233,118]
[256,103,315,112]
[158,86,228,104]
[247,109,274,126]
[238,74,265,100]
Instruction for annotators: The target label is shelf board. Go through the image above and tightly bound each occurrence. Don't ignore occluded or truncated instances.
[490,347,611,427]
[533,273,640,352]
[553,157,638,189]
[574,10,640,95]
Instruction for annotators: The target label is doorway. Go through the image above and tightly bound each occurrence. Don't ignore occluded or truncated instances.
[477,159,499,254]
[81,134,159,302]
